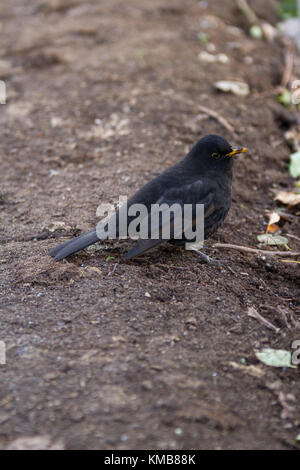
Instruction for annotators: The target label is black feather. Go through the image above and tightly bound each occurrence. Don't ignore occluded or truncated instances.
[50,230,99,260]
[49,134,246,260]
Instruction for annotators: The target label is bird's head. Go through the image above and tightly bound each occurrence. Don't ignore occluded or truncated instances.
[190,134,248,172]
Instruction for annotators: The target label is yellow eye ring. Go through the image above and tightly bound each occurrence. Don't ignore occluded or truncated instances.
[211,152,221,159]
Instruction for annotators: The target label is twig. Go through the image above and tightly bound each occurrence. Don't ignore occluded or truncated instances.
[198,105,236,138]
[278,212,296,223]
[277,306,299,329]
[253,38,296,98]
[286,233,300,243]
[108,261,119,276]
[236,0,258,25]
[248,307,280,333]
[213,243,300,258]
[278,308,290,328]
[281,260,300,264]
[281,38,295,88]
[252,87,283,100]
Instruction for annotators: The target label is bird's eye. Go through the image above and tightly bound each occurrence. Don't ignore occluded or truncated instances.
[211,152,221,159]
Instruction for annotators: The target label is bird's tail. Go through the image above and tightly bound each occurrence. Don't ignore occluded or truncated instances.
[50,229,99,260]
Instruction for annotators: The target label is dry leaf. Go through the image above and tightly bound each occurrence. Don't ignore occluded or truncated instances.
[7,435,64,450]
[275,190,300,208]
[229,361,265,378]
[257,234,289,247]
[199,51,229,63]
[256,349,297,369]
[215,80,250,96]
[285,128,300,152]
[266,211,280,233]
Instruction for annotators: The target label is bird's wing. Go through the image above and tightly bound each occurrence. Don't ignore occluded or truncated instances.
[125,179,214,260]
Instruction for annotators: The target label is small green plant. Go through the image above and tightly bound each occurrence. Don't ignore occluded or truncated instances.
[276,88,292,107]
[197,32,209,43]
[289,151,300,178]
[249,24,263,39]
[277,0,298,20]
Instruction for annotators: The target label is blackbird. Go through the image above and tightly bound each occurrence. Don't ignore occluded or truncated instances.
[50,135,247,262]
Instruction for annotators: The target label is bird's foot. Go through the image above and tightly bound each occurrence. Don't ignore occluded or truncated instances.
[192,249,228,267]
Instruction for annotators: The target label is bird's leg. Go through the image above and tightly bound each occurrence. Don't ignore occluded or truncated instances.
[191,248,228,266]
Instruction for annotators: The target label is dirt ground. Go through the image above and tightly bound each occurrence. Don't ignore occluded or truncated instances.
[0,0,299,450]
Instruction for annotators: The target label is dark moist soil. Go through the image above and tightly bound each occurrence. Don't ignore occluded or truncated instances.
[0,0,299,450]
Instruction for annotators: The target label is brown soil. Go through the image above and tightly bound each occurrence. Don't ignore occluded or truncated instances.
[0,0,299,450]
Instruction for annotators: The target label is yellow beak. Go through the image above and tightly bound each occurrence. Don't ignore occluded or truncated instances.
[226,146,248,157]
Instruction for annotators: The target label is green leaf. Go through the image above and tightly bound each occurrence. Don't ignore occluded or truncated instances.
[257,234,289,247]
[276,0,298,20]
[256,349,297,368]
[86,244,102,253]
[105,256,115,262]
[289,151,300,178]
[249,25,263,39]
[276,88,292,107]
[197,32,209,43]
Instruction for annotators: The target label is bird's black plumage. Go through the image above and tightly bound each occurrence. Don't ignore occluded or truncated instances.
[50,135,247,261]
